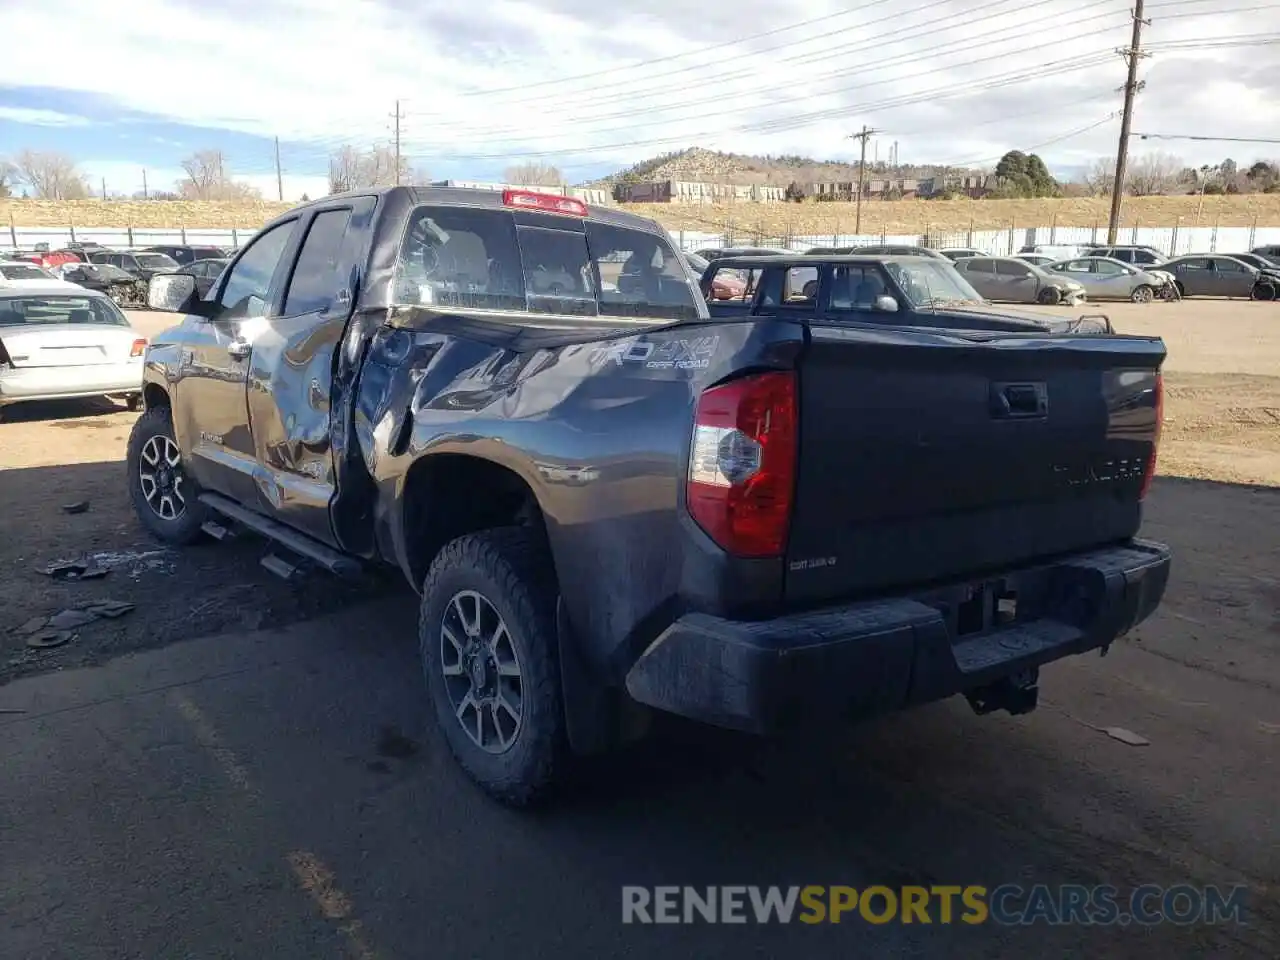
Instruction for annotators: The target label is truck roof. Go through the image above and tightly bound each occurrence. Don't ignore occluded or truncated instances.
[709,253,948,268]
[268,185,666,236]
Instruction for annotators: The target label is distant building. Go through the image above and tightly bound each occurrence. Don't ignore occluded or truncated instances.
[617,180,787,204]
[917,174,992,199]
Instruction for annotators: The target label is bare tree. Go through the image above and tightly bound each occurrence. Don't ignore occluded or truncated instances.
[327,144,410,193]
[1080,157,1115,197]
[0,157,17,198]
[1126,151,1183,196]
[176,150,261,201]
[503,161,564,186]
[13,150,90,199]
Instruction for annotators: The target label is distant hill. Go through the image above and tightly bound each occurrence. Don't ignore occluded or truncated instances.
[591,146,978,187]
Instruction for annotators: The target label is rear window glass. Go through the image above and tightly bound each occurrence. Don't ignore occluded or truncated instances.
[134,253,180,270]
[0,295,128,327]
[393,206,700,321]
[0,264,49,280]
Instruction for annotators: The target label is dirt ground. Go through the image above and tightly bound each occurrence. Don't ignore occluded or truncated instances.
[5,192,1279,235]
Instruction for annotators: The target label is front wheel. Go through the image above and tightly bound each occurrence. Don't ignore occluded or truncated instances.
[126,405,208,545]
[1130,284,1155,303]
[1252,283,1276,301]
[1037,287,1062,305]
[419,527,566,806]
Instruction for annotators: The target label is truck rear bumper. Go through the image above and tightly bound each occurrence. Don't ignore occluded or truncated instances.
[624,539,1171,734]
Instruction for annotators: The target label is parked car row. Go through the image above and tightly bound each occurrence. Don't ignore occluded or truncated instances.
[1,244,231,308]
[689,242,1280,304]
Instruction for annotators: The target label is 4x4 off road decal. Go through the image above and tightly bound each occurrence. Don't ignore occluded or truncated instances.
[591,335,720,371]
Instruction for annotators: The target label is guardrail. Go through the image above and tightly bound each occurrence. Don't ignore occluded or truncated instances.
[4,223,1279,259]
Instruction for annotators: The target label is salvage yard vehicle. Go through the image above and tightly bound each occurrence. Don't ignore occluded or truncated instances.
[0,261,62,287]
[130,186,1171,806]
[953,255,1087,305]
[1161,254,1275,300]
[1042,256,1170,302]
[89,250,182,283]
[0,285,146,419]
[58,262,149,308]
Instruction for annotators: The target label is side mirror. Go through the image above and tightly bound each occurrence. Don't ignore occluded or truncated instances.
[873,294,899,313]
[148,273,200,313]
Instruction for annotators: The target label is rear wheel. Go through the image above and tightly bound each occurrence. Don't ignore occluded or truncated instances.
[126,405,208,545]
[1175,280,1187,298]
[1037,287,1062,305]
[1130,284,1155,303]
[419,527,566,806]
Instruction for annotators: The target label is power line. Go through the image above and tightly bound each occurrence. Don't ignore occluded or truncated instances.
[403,52,1121,163]
[402,1,1130,145]
[1134,133,1280,144]
[452,4,895,98]
[403,0,1076,121]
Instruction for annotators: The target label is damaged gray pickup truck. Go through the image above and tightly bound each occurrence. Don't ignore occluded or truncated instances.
[131,186,1172,805]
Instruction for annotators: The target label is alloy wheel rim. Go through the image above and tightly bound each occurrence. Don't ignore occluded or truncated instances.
[439,590,525,754]
[138,435,187,521]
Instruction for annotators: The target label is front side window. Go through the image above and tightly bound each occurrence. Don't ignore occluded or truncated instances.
[0,295,128,327]
[218,220,296,317]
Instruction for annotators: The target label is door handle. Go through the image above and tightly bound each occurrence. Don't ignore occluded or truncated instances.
[227,338,251,361]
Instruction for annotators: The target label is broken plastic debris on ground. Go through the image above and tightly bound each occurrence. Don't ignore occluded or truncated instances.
[13,600,136,650]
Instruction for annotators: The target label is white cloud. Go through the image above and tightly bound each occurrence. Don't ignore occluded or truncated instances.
[1,0,1277,179]
[0,106,91,127]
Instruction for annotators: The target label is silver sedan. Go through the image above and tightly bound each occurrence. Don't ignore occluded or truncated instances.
[0,285,147,419]
[1043,256,1169,302]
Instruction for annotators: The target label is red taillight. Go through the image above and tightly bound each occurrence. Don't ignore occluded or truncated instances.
[502,189,587,217]
[686,370,798,558]
[1139,372,1163,500]
[130,338,148,358]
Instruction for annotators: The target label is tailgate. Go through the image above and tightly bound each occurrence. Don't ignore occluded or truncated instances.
[0,324,139,367]
[785,323,1164,604]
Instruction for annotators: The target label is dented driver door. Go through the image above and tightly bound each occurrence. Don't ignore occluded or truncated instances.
[244,198,375,546]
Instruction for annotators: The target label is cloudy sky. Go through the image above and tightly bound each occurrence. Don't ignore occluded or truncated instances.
[0,0,1276,200]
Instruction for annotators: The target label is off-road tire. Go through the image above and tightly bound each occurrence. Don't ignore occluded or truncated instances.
[1037,287,1062,305]
[126,405,208,545]
[419,527,566,806]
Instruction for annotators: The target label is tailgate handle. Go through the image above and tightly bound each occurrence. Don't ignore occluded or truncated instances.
[991,381,1047,419]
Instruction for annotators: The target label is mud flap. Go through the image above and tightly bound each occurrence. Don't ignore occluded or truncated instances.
[557,598,636,755]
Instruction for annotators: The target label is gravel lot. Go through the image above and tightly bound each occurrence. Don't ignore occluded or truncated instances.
[0,300,1276,958]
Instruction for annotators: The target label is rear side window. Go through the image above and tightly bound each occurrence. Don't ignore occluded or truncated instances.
[393,206,700,321]
[966,258,997,274]
[828,265,890,310]
[759,265,818,307]
[283,208,353,315]
[995,260,1033,277]
[587,221,699,321]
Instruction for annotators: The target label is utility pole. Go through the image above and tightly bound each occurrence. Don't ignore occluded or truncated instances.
[274,136,284,201]
[393,100,403,186]
[101,176,107,201]
[142,168,149,200]
[1107,0,1149,244]
[849,125,879,235]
